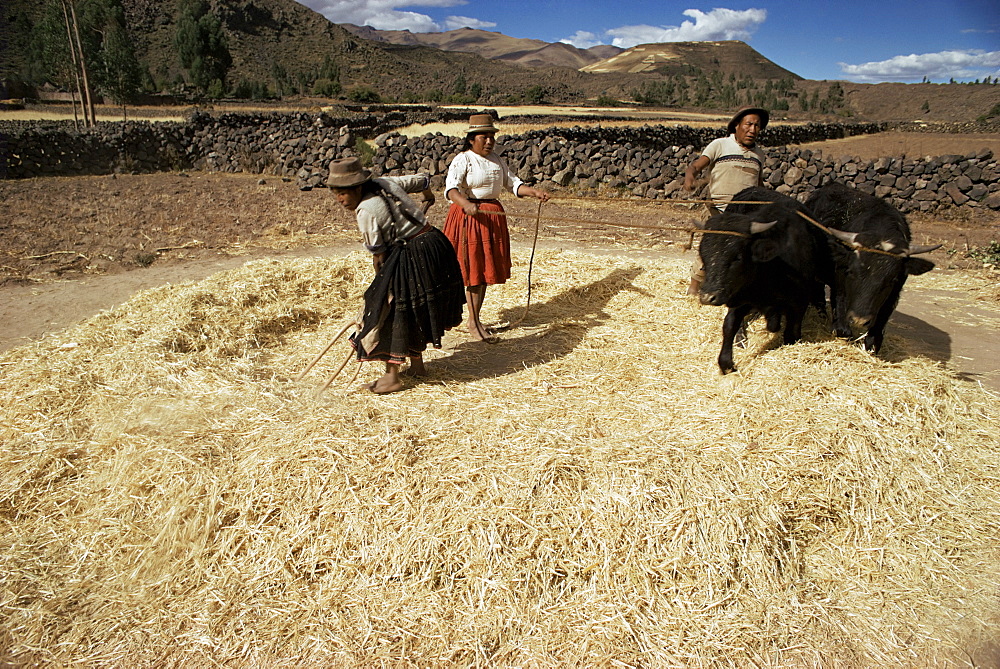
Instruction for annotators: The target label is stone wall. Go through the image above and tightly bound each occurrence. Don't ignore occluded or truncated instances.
[3,112,998,212]
[367,126,999,213]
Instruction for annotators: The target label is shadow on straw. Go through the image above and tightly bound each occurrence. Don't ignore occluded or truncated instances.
[438,266,647,381]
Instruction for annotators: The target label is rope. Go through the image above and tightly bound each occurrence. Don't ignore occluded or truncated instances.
[501,210,750,238]
[498,194,930,253]
[794,210,909,257]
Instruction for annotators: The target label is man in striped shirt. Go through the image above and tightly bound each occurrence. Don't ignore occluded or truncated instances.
[683,107,769,295]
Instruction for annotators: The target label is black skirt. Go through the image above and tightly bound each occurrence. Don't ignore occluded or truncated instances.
[350,227,465,364]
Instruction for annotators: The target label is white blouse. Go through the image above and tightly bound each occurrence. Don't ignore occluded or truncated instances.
[445,150,524,201]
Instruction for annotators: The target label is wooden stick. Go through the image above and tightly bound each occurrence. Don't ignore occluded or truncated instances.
[23,251,89,260]
[511,199,543,327]
[346,361,363,386]
[318,348,356,393]
[155,240,203,252]
[296,319,356,381]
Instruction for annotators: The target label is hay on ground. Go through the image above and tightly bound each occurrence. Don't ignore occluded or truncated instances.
[1,250,999,667]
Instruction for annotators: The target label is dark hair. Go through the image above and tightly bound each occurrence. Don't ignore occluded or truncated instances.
[462,131,495,151]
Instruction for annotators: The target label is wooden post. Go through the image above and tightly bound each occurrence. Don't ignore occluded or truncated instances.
[68,0,96,126]
[60,0,83,129]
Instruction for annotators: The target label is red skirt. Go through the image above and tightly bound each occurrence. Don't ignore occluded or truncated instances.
[443,201,511,286]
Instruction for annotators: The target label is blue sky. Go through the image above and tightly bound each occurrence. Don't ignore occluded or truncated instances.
[294,0,1000,83]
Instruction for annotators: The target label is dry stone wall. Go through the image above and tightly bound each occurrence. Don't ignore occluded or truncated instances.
[3,112,999,213]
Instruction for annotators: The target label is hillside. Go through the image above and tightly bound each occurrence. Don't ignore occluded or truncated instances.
[497,42,618,69]
[2,0,635,104]
[342,25,548,60]
[120,0,575,101]
[341,24,622,69]
[582,40,801,80]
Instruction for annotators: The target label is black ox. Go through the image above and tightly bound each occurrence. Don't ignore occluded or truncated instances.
[698,187,834,374]
[804,182,939,354]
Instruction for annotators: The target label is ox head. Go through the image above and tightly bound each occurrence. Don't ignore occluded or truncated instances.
[828,228,938,328]
[698,214,779,306]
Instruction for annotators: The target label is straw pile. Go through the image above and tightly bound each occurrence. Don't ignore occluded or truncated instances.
[2,250,999,667]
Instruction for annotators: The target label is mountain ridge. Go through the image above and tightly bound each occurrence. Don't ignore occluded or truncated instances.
[340,24,624,70]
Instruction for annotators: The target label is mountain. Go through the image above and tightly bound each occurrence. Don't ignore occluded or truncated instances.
[341,24,623,69]
[335,26,800,80]
[497,42,623,69]
[582,40,801,80]
[1,0,796,103]
[342,25,548,59]
[118,0,552,97]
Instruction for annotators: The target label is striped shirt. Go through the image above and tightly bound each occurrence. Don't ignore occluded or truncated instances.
[701,135,765,210]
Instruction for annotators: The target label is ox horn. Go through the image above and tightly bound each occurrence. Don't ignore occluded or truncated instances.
[905,243,943,256]
[828,228,860,247]
[749,220,777,235]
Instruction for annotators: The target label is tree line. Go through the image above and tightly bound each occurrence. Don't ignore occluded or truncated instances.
[20,0,146,125]
[15,0,349,112]
[630,72,854,116]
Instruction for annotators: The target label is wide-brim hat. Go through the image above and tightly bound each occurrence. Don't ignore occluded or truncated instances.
[727,107,769,134]
[326,157,371,188]
[466,113,498,135]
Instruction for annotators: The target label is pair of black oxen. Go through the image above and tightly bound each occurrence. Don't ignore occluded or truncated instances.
[697,181,940,374]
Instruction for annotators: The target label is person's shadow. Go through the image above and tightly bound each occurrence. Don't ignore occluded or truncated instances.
[435,266,648,382]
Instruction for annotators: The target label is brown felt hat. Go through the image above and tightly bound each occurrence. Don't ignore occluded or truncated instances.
[325,157,371,188]
[466,113,498,135]
[727,107,769,134]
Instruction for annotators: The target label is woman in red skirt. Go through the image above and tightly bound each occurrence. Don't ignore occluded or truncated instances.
[443,114,550,340]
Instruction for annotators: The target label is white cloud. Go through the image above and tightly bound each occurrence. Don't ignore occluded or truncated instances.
[560,31,603,50]
[296,0,467,32]
[601,8,767,49]
[443,15,497,31]
[838,49,1000,82]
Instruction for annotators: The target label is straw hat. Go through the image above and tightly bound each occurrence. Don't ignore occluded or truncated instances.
[466,113,498,135]
[727,107,769,134]
[325,157,371,188]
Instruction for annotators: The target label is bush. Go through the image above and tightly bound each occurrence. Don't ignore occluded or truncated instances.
[348,87,381,104]
[233,80,271,100]
[354,137,376,166]
[525,85,545,104]
[312,78,342,98]
[977,103,1000,122]
[967,240,1000,266]
[205,78,226,99]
